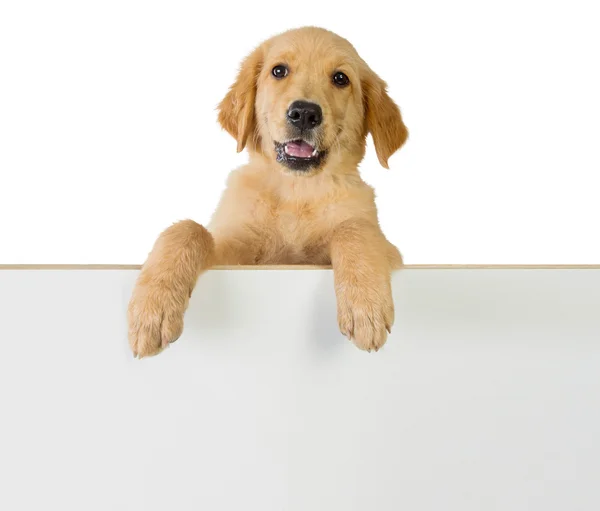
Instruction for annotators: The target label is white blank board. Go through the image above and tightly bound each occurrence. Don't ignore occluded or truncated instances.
[1,268,599,510]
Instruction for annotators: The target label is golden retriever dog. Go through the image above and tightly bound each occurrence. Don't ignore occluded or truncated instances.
[128,26,408,358]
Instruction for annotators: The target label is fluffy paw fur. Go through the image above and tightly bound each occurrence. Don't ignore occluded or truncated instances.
[336,279,394,352]
[127,282,189,358]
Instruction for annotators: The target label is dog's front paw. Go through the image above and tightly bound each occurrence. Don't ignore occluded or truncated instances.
[127,282,188,358]
[336,279,394,352]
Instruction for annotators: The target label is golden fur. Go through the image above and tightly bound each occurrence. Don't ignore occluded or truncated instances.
[128,27,408,357]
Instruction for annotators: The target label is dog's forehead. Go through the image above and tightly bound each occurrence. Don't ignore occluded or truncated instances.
[265,28,359,66]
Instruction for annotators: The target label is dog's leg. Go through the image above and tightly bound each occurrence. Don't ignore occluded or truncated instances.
[127,220,214,358]
[329,219,396,352]
[386,240,404,269]
[127,221,264,357]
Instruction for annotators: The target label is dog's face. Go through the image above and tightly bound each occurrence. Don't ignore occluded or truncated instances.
[219,27,408,175]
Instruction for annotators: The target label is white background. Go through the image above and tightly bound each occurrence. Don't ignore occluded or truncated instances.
[1,0,599,264]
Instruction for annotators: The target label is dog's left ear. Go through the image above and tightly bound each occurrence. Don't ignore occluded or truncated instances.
[218,45,263,153]
[362,68,408,169]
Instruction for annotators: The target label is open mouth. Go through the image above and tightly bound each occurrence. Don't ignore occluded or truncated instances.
[284,140,318,158]
[274,140,327,172]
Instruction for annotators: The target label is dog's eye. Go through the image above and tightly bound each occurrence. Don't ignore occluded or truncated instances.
[272,65,288,79]
[332,71,350,87]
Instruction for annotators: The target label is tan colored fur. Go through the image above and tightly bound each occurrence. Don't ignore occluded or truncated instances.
[128,27,408,357]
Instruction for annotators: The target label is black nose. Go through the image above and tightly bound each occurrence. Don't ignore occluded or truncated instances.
[287,101,322,130]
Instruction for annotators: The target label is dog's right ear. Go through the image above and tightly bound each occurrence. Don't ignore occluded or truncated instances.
[218,45,263,153]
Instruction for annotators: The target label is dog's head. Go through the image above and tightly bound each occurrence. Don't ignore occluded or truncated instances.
[218,27,408,175]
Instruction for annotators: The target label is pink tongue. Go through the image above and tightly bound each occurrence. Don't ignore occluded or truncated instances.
[285,141,314,158]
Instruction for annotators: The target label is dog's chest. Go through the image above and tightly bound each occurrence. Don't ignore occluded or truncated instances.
[276,201,313,235]
[267,201,331,263]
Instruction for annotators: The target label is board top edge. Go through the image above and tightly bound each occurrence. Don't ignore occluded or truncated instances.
[1,264,599,271]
